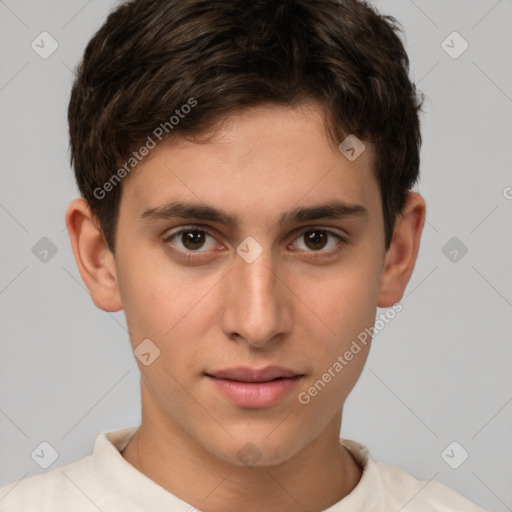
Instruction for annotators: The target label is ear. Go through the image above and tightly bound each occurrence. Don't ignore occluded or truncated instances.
[65,197,123,312]
[377,192,426,307]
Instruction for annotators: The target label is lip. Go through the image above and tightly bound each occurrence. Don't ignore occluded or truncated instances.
[207,365,300,382]
[205,366,304,408]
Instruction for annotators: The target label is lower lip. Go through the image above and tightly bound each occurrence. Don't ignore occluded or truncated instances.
[207,376,302,408]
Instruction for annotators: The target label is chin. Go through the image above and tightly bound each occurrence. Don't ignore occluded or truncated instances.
[204,428,308,468]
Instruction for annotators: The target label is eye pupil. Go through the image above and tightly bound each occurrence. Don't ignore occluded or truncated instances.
[305,230,328,250]
[183,230,205,250]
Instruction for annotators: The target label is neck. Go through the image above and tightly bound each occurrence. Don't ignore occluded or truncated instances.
[122,397,361,512]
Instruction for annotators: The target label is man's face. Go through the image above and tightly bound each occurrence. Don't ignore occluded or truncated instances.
[113,102,387,466]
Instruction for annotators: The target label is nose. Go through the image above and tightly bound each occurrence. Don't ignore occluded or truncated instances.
[220,244,292,349]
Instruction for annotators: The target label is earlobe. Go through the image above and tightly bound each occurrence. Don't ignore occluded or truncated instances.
[377,192,426,308]
[65,198,123,312]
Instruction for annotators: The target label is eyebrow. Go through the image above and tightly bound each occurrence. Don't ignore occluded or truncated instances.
[140,199,368,227]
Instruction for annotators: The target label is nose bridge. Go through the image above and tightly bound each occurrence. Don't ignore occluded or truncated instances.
[239,248,276,301]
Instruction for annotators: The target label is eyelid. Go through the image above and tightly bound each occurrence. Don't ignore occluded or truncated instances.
[288,225,348,242]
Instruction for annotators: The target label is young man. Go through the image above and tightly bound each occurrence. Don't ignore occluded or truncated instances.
[0,0,487,510]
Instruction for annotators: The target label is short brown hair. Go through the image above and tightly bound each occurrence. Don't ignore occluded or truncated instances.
[68,0,424,253]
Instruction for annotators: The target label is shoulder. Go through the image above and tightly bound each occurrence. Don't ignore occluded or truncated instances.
[375,459,487,511]
[0,428,138,512]
[0,455,100,512]
[340,439,488,511]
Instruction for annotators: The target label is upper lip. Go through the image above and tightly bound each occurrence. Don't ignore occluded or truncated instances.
[206,366,302,383]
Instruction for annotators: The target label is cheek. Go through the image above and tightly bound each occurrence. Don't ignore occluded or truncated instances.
[306,257,381,344]
[293,252,381,409]
[295,272,376,417]
[116,246,189,335]
[116,253,220,371]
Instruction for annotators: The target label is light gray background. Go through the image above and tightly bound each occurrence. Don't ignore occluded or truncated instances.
[0,0,511,510]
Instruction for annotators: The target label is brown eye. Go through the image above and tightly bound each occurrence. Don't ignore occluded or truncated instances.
[181,230,206,250]
[163,228,218,254]
[290,228,347,259]
[292,229,342,253]
[303,230,329,251]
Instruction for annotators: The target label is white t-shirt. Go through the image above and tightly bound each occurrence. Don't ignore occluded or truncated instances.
[0,427,487,511]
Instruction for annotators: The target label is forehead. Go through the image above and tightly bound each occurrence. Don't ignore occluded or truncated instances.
[119,103,380,227]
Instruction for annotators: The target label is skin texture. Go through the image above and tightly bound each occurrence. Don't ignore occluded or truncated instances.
[66,102,426,512]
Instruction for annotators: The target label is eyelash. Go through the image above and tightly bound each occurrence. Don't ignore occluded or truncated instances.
[162,225,348,261]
